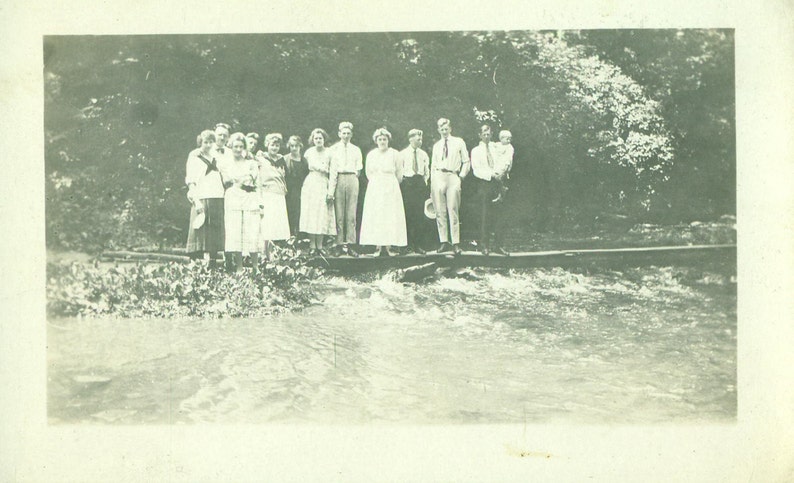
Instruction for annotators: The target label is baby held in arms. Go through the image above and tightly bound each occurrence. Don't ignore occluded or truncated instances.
[491,129,514,203]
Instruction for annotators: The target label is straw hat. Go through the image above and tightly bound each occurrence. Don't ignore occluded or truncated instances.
[424,198,436,220]
[192,202,206,229]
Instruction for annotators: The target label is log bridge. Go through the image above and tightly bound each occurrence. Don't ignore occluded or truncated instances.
[308,244,736,273]
[99,244,736,274]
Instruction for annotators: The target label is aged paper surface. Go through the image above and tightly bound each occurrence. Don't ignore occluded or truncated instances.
[1,0,792,481]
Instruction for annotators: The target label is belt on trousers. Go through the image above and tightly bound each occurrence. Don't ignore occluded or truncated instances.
[337,172,357,175]
[435,168,458,174]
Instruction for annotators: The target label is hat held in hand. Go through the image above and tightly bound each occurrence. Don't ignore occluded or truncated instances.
[192,202,206,229]
[424,198,436,220]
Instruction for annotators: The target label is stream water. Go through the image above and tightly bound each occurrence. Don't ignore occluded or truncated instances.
[48,264,736,424]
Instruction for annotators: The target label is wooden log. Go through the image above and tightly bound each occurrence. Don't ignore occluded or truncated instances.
[130,246,189,255]
[99,244,736,273]
[99,251,191,264]
[396,262,438,283]
[312,244,736,273]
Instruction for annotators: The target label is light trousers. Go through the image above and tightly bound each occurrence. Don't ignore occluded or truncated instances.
[430,170,462,244]
[334,173,359,245]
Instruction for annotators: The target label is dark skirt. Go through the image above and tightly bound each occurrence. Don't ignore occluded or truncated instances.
[186,198,225,253]
[286,186,302,237]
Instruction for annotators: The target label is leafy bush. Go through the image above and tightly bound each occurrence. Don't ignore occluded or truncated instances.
[47,254,322,319]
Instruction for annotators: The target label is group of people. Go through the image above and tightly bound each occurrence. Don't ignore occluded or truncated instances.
[184,118,515,271]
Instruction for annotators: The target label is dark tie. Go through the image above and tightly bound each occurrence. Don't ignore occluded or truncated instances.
[443,139,448,160]
[412,149,418,174]
[486,143,494,169]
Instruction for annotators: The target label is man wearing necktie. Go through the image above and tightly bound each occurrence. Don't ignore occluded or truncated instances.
[327,121,363,256]
[212,123,233,186]
[399,128,431,253]
[430,118,470,254]
[470,124,510,255]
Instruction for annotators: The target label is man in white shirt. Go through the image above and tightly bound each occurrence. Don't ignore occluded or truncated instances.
[430,118,470,255]
[328,121,363,256]
[212,123,233,185]
[470,124,511,255]
[399,128,431,253]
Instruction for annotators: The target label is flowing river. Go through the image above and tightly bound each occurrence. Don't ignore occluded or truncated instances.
[48,264,736,424]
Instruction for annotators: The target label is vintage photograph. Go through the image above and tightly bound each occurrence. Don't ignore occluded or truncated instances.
[45,30,737,425]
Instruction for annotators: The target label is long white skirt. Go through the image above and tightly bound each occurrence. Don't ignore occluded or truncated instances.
[259,192,291,244]
[225,208,261,253]
[359,175,407,246]
[300,171,336,235]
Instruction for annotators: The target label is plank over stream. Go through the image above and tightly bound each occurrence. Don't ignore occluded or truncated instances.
[307,244,736,273]
[99,244,736,273]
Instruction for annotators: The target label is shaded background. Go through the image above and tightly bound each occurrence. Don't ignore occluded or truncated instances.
[43,30,734,252]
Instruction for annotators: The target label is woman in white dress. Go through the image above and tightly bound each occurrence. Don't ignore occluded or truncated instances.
[257,133,291,260]
[221,133,261,273]
[359,127,407,256]
[299,128,336,256]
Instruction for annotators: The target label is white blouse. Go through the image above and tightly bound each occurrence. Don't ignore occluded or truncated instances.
[366,147,403,183]
[185,148,225,199]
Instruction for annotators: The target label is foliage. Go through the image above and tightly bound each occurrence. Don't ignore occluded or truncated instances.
[44,31,734,252]
[517,32,674,210]
[568,30,735,219]
[46,254,321,319]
